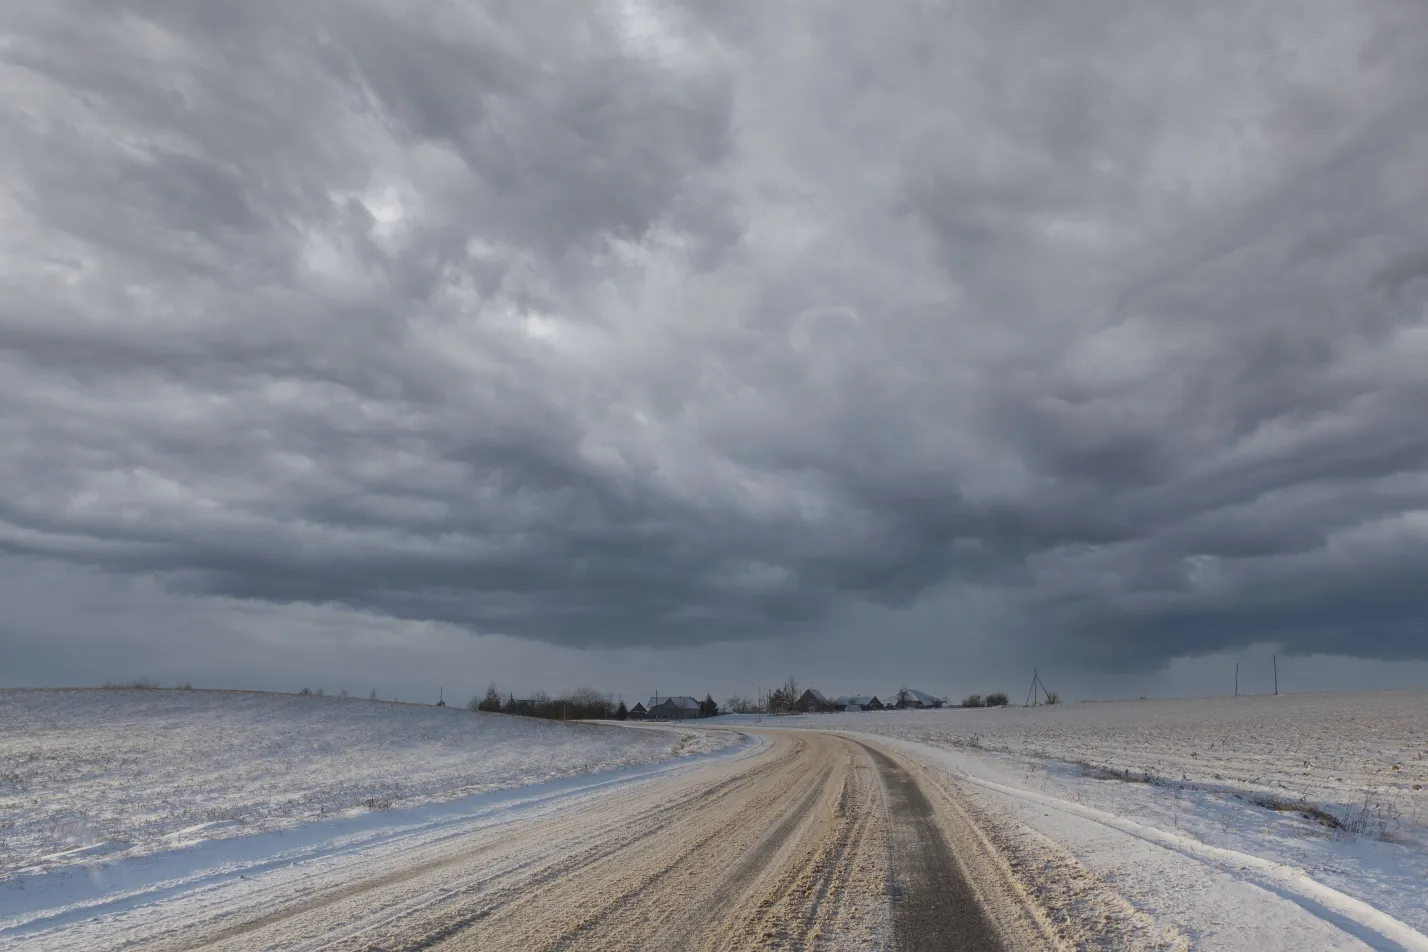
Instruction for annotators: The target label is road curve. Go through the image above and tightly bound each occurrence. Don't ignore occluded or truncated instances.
[98,731,1056,952]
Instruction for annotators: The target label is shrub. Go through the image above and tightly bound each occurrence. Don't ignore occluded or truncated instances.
[961,695,984,708]
[985,692,1010,707]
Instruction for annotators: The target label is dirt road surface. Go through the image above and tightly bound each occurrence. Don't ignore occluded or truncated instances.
[36,731,1069,951]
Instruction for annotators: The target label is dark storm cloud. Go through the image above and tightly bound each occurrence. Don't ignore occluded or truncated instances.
[4,0,1428,667]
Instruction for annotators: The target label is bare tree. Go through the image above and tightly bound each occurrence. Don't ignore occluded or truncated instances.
[765,677,801,714]
[562,687,612,719]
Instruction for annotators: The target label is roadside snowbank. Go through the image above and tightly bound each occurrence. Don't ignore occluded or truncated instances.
[0,688,735,879]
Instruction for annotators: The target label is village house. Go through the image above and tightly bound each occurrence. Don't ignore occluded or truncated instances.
[890,689,945,709]
[627,701,648,720]
[646,696,701,720]
[833,695,883,712]
[793,688,837,713]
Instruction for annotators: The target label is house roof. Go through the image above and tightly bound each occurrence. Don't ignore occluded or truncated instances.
[894,689,943,705]
[629,701,647,711]
[647,696,700,710]
[800,689,830,704]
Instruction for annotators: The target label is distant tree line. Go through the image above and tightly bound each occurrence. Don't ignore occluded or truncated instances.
[459,676,1056,720]
[468,683,612,720]
[467,684,721,721]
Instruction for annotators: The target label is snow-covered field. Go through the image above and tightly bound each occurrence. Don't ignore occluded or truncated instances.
[770,691,1428,949]
[0,688,735,880]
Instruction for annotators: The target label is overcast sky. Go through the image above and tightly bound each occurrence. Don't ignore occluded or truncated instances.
[4,1,1428,704]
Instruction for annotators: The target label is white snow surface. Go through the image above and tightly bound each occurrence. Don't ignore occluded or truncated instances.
[747,691,1428,950]
[0,688,735,880]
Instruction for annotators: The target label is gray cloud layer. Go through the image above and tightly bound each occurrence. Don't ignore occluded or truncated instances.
[4,0,1428,671]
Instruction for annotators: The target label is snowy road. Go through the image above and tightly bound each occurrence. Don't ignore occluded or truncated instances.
[5,730,1060,951]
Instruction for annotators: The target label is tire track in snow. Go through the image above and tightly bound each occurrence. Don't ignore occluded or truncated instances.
[860,744,1008,952]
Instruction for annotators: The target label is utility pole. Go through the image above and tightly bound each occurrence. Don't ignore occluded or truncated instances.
[1025,667,1054,706]
[1234,663,1238,697]
[1273,655,1279,696]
